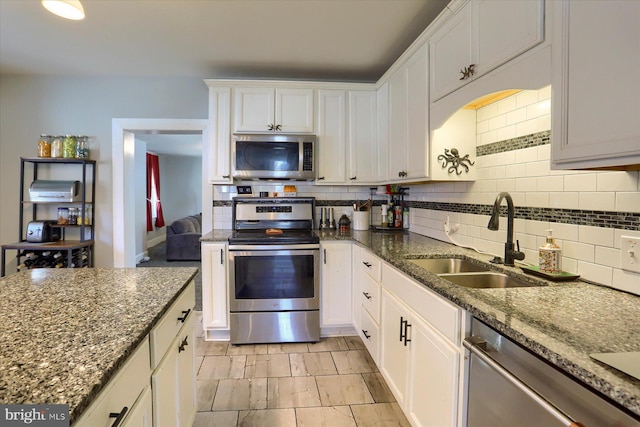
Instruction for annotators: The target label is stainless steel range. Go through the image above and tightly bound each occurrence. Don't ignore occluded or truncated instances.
[228,197,320,344]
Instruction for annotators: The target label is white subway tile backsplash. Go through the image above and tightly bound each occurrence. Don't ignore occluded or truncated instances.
[488,114,507,131]
[564,174,597,191]
[515,90,539,108]
[562,257,578,274]
[525,160,549,177]
[552,222,579,242]
[496,125,517,141]
[595,246,621,269]
[515,177,537,192]
[497,95,517,115]
[578,261,613,286]
[506,107,527,126]
[526,99,551,120]
[538,176,563,192]
[515,146,538,164]
[538,85,551,100]
[612,269,640,294]
[563,241,595,263]
[615,192,640,213]
[579,225,615,247]
[596,171,638,192]
[515,118,540,137]
[525,192,549,207]
[478,102,498,121]
[579,192,615,211]
[549,191,578,209]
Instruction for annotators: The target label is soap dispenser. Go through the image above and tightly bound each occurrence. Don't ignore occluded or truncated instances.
[539,229,562,273]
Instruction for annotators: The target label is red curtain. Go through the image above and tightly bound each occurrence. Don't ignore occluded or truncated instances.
[146,153,165,231]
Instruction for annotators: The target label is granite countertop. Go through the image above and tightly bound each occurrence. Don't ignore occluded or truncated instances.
[0,267,198,423]
[202,228,640,416]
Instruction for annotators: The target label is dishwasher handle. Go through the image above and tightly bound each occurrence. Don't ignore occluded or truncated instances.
[464,337,584,427]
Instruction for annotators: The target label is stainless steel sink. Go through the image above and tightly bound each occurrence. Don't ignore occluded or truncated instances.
[408,258,487,274]
[439,272,543,289]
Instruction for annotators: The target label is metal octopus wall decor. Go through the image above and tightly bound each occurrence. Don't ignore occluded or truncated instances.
[438,148,475,175]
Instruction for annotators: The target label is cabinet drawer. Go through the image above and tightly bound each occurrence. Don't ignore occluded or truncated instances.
[382,264,460,345]
[74,337,151,427]
[359,308,379,365]
[149,281,195,369]
[360,251,381,281]
[361,273,381,323]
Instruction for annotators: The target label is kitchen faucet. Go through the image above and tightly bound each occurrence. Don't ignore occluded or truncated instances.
[487,192,525,266]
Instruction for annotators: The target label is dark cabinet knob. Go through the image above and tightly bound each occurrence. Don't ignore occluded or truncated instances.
[178,308,191,323]
[363,262,372,268]
[362,292,372,300]
[362,330,371,340]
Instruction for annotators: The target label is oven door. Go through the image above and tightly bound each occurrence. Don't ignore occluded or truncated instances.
[228,244,319,312]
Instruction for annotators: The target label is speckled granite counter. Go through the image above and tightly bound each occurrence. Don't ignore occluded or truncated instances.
[0,267,198,423]
[202,228,640,416]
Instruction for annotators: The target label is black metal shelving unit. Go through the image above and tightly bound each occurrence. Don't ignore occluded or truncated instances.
[1,157,96,276]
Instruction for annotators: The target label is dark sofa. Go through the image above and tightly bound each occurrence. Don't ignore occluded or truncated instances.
[165,213,202,261]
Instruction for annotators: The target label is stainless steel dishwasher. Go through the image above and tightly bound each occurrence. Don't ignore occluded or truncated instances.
[463,318,639,427]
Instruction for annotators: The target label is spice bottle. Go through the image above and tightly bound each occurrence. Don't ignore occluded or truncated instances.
[37,134,51,157]
[403,207,410,229]
[394,206,402,228]
[75,135,89,159]
[539,229,562,273]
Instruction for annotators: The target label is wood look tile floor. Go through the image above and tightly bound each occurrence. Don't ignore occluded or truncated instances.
[193,336,411,427]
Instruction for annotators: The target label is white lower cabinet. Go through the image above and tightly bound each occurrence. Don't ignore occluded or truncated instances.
[202,242,229,331]
[121,386,153,427]
[151,308,196,427]
[352,245,382,364]
[320,241,353,328]
[380,263,461,427]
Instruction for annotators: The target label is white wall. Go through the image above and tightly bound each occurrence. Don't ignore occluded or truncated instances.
[135,139,146,260]
[0,75,208,273]
[161,155,203,224]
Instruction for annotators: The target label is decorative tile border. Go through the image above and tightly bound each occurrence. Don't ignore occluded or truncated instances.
[406,201,640,231]
[216,199,639,231]
[476,130,551,157]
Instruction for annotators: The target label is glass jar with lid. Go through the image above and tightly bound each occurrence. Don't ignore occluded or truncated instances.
[75,135,89,159]
[62,135,77,158]
[51,136,64,158]
[37,134,52,157]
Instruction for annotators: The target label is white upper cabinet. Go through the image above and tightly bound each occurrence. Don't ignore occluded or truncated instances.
[376,82,390,183]
[551,1,640,169]
[316,90,347,184]
[234,87,314,133]
[348,90,380,184]
[207,86,232,183]
[388,44,429,182]
[430,0,544,102]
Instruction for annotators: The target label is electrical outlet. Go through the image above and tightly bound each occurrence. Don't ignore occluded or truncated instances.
[621,235,640,273]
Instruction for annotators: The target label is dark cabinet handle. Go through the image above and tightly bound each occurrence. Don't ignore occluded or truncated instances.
[267,124,274,131]
[220,248,224,265]
[222,175,230,179]
[275,124,282,131]
[362,292,372,300]
[109,407,128,427]
[362,261,372,268]
[399,316,405,342]
[403,319,412,346]
[323,249,327,264]
[362,329,371,340]
[178,308,191,323]
[349,176,357,180]
[317,176,325,180]
[178,336,189,353]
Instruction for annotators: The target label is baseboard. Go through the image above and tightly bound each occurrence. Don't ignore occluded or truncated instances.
[135,250,149,264]
[204,328,231,341]
[321,325,357,337]
[147,234,166,248]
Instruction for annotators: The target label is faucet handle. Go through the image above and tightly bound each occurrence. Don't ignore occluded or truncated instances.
[514,240,526,261]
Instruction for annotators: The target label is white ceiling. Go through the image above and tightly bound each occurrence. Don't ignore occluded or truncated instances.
[0,0,449,156]
[0,0,448,82]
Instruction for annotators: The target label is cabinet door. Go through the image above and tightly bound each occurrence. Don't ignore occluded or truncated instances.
[552,1,640,169]
[348,90,379,183]
[201,243,228,329]
[320,242,352,327]
[208,87,232,183]
[351,245,363,330]
[407,314,459,427]
[380,289,409,405]
[121,386,153,427]
[234,87,275,132]
[405,44,429,181]
[151,339,178,427]
[276,88,314,133]
[177,315,196,427]
[376,82,389,182]
[474,0,544,77]
[388,67,408,181]
[316,90,347,184]
[430,4,473,101]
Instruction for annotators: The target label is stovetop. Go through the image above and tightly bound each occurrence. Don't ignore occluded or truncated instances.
[228,229,319,245]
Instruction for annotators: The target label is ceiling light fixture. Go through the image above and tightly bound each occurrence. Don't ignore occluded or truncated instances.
[42,0,85,20]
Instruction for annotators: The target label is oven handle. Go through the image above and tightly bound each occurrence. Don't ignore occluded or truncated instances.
[463,338,581,427]
[229,244,320,251]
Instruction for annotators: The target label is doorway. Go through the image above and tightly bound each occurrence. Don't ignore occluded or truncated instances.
[112,118,210,267]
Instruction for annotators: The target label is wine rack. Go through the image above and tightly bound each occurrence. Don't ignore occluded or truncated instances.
[17,247,92,270]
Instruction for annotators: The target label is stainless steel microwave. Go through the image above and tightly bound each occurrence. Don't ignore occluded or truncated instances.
[232,133,316,180]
